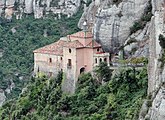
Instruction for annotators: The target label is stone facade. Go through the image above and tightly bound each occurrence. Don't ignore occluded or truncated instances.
[33,30,110,93]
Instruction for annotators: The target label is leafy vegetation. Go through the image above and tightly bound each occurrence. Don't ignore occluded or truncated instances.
[94,62,112,82]
[159,34,165,49]
[0,64,148,120]
[158,34,165,69]
[112,0,122,6]
[0,8,83,100]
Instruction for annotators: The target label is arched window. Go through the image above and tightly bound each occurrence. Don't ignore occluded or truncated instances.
[104,58,107,62]
[69,48,72,53]
[95,58,97,63]
[80,67,85,74]
[97,48,100,52]
[99,58,102,63]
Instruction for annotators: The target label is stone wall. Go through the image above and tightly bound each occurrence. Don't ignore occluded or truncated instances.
[62,47,77,94]
[34,53,63,76]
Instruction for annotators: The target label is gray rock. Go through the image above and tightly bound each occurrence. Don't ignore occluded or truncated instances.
[0,89,6,107]
[141,0,165,119]
[79,0,149,51]
[0,0,81,19]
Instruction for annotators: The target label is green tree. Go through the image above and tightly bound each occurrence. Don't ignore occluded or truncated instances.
[94,62,112,82]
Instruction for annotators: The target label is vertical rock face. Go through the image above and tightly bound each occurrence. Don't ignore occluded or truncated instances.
[139,0,165,119]
[24,0,33,14]
[148,0,164,100]
[0,0,81,19]
[79,0,149,51]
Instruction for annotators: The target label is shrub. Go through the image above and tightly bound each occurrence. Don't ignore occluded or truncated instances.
[159,34,165,48]
[130,21,144,34]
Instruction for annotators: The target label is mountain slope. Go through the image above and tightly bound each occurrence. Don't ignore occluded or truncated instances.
[0,67,148,120]
[0,9,82,104]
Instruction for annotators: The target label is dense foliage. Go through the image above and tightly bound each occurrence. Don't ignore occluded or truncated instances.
[0,9,82,100]
[0,66,148,120]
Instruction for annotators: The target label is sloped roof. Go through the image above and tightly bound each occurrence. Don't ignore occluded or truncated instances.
[64,40,84,48]
[33,40,66,55]
[86,40,101,48]
[33,31,102,55]
[70,31,93,38]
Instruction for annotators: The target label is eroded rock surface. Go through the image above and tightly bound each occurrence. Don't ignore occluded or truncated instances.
[79,0,149,51]
[0,0,82,19]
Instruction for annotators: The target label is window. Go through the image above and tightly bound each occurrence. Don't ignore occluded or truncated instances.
[69,48,72,53]
[104,58,107,62]
[99,58,102,63]
[49,58,52,63]
[80,67,85,74]
[67,59,72,68]
[95,58,97,63]
[60,57,63,60]
[97,48,100,52]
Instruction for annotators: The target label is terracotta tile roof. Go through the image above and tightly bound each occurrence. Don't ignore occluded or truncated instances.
[70,31,93,38]
[33,40,67,55]
[86,40,101,48]
[64,40,84,48]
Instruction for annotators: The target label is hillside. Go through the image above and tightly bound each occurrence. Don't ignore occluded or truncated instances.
[0,9,82,101]
[0,65,148,120]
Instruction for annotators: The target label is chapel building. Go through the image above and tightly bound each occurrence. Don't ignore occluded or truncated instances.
[33,23,110,93]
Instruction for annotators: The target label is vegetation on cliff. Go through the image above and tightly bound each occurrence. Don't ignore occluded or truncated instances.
[0,63,148,120]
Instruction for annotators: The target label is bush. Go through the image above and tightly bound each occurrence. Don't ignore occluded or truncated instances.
[159,34,165,48]
[130,21,144,34]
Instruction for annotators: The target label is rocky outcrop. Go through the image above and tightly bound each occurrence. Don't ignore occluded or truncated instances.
[0,0,82,19]
[79,0,149,51]
[139,0,165,119]
[0,89,6,107]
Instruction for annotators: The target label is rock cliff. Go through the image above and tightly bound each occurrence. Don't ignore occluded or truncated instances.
[139,0,165,119]
[0,0,82,19]
[79,0,165,119]
[79,0,150,51]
